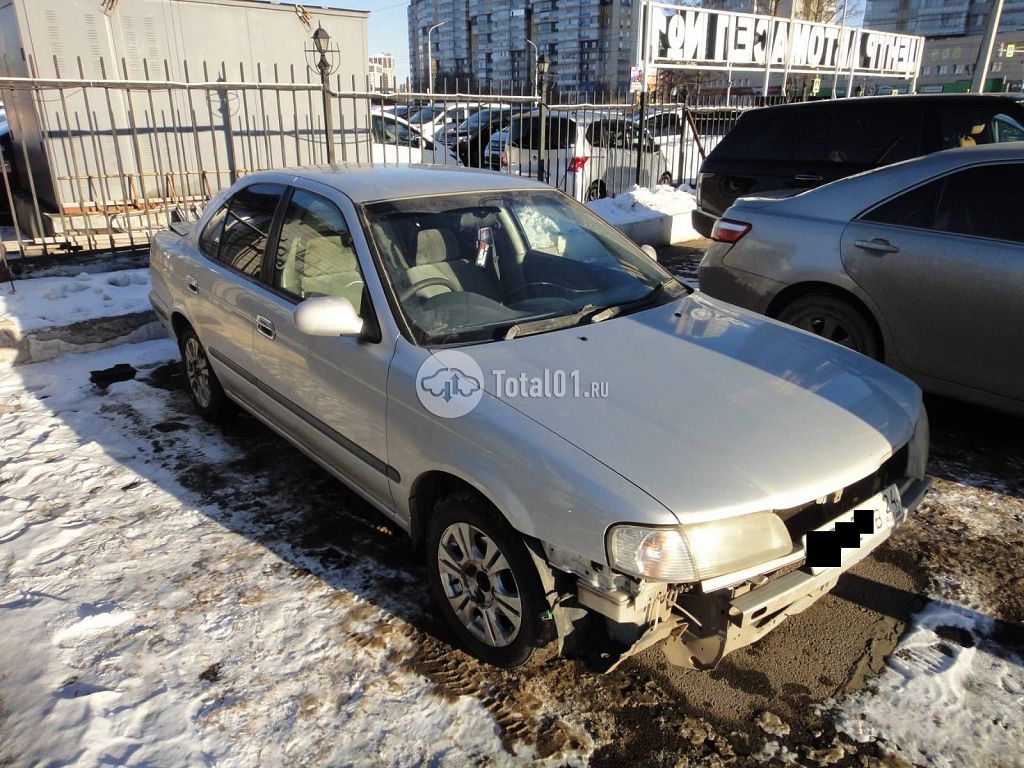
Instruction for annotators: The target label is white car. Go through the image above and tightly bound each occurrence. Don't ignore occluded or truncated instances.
[487,112,673,201]
[641,107,738,185]
[407,102,478,139]
[366,110,460,166]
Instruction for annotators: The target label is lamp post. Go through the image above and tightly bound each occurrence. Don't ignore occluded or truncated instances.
[525,38,539,97]
[427,21,447,96]
[536,54,550,183]
[312,25,335,164]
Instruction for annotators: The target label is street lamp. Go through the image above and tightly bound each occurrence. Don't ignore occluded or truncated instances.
[536,54,550,183]
[427,21,447,96]
[311,24,337,164]
[525,38,539,97]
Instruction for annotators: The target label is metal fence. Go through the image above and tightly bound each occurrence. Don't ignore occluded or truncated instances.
[0,57,755,260]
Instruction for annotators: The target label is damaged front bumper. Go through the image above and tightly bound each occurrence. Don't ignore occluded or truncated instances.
[561,476,931,673]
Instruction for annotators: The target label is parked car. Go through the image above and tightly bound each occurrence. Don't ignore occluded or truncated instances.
[440,107,527,168]
[699,142,1024,416]
[487,112,674,201]
[150,166,929,671]
[640,106,739,185]
[692,94,1024,237]
[368,109,460,166]
[408,102,478,139]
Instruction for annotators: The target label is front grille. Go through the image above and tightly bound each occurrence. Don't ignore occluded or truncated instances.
[774,445,908,540]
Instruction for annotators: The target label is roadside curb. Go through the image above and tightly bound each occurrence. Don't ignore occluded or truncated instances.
[1,310,163,366]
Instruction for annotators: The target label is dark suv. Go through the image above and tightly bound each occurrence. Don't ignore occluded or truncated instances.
[692,94,1024,237]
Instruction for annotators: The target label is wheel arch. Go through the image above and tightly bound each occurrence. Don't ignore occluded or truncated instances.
[408,469,511,552]
[765,281,888,360]
[170,310,191,341]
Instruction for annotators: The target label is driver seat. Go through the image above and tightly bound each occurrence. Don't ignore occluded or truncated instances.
[406,227,499,300]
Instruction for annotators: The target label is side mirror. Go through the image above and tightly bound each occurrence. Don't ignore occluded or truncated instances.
[294,295,364,337]
[640,244,658,262]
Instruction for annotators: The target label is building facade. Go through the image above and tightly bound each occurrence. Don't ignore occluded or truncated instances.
[369,53,397,91]
[864,0,1024,37]
[407,0,640,97]
[916,30,1024,89]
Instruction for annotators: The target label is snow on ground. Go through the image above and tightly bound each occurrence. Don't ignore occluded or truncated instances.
[0,269,152,333]
[0,340,569,766]
[586,185,700,242]
[834,600,1024,768]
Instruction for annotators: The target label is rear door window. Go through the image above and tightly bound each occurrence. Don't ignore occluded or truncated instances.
[217,183,284,278]
[712,108,825,161]
[861,162,1023,243]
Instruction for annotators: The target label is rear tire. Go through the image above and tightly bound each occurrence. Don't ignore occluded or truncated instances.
[426,490,548,668]
[776,294,882,360]
[585,181,607,202]
[658,171,673,186]
[179,326,233,421]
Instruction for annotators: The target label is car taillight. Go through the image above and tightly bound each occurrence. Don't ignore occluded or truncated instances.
[567,156,589,173]
[710,218,751,244]
[695,172,705,206]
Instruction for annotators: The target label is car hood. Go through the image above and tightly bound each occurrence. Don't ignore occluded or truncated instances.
[460,293,920,523]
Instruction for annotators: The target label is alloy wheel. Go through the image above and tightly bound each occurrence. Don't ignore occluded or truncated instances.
[435,522,523,648]
[183,336,212,408]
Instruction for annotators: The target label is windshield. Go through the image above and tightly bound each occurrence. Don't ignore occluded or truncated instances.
[362,190,685,346]
[410,106,445,123]
[457,109,510,132]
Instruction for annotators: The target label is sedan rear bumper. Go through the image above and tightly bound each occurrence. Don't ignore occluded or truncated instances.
[691,207,717,238]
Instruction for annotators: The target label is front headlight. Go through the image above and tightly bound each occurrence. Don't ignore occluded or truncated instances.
[607,512,793,583]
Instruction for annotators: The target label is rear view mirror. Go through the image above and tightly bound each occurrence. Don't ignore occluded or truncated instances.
[294,295,363,337]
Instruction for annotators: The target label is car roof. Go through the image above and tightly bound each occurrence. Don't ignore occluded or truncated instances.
[246,164,552,203]
[750,94,1023,115]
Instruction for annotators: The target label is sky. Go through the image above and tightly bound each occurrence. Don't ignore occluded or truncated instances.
[319,1,412,82]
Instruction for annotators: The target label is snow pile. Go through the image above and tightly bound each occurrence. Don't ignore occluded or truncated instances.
[0,341,564,766]
[586,185,702,245]
[834,600,1024,767]
[0,269,152,334]
[587,185,697,225]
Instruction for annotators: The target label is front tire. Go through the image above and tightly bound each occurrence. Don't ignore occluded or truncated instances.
[658,171,673,186]
[426,491,548,667]
[776,294,882,360]
[585,181,606,202]
[179,326,233,420]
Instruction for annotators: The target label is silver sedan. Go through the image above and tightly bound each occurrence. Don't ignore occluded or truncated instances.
[150,165,929,671]
[700,142,1024,417]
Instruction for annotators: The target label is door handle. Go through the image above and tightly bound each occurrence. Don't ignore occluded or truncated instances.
[854,238,900,254]
[185,275,199,294]
[256,316,276,340]
[793,174,823,182]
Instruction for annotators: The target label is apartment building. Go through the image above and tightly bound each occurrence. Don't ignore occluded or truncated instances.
[407,0,640,96]
[369,53,397,91]
[864,0,1024,37]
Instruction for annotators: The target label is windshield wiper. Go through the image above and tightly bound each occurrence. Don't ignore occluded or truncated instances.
[503,303,601,340]
[587,278,681,324]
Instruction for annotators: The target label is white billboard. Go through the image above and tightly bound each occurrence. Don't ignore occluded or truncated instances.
[646,2,923,78]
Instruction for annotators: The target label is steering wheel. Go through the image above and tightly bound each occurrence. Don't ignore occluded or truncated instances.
[504,282,598,302]
[400,276,457,302]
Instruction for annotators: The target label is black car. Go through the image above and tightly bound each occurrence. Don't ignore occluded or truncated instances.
[692,94,1024,237]
[442,107,526,168]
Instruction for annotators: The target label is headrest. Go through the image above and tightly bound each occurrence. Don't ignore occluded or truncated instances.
[416,228,457,265]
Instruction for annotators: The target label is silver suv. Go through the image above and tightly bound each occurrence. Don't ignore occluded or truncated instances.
[149,166,930,670]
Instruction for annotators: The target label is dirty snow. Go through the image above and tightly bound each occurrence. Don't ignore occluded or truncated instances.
[0,269,152,333]
[586,184,700,241]
[0,340,561,766]
[834,600,1024,768]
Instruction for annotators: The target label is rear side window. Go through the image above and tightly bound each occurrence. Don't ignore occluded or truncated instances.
[216,184,283,277]
[861,163,1024,243]
[711,108,824,162]
[821,106,923,164]
[511,117,576,149]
